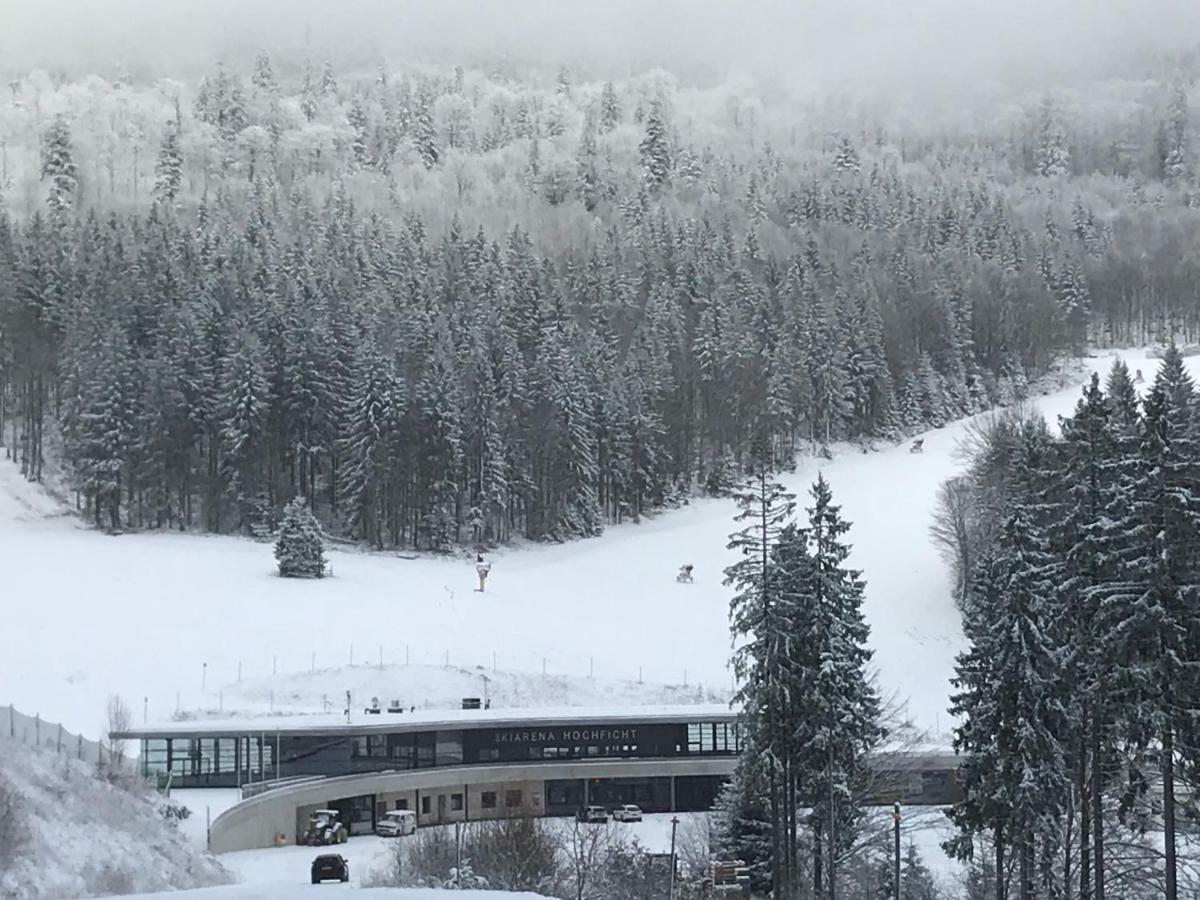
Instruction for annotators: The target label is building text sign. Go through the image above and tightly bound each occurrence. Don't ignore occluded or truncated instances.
[491,727,640,746]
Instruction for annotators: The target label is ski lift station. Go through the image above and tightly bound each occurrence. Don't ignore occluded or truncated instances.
[112,704,961,851]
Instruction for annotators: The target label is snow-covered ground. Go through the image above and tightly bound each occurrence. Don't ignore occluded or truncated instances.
[0,349,1167,751]
[0,736,229,899]
[102,889,544,899]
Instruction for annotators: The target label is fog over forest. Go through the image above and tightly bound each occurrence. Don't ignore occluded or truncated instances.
[4,0,1200,92]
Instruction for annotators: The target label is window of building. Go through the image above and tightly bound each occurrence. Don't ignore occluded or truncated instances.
[451,793,464,811]
[421,796,431,815]
[505,790,522,809]
[369,735,388,758]
[395,799,408,810]
[352,736,369,758]
[481,791,497,809]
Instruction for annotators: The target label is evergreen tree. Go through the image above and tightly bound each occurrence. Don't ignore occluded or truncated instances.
[599,81,621,132]
[40,116,77,214]
[153,120,183,204]
[1158,81,1190,181]
[274,496,327,577]
[319,60,338,97]
[724,456,797,897]
[413,88,439,169]
[833,134,861,174]
[1034,96,1071,177]
[900,843,940,900]
[251,51,277,94]
[799,474,883,898]
[220,328,272,534]
[1097,345,1200,900]
[639,99,671,191]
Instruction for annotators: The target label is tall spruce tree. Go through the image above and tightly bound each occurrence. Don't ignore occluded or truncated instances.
[1096,345,1200,900]
[725,453,798,898]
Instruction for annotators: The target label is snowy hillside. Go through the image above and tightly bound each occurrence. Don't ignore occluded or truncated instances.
[0,736,229,899]
[0,349,1169,746]
[177,662,728,722]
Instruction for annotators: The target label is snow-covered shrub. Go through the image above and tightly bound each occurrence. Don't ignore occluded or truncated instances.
[444,860,490,889]
[0,774,28,868]
[274,497,327,578]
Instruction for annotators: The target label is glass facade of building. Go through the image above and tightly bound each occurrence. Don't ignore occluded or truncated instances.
[137,719,740,789]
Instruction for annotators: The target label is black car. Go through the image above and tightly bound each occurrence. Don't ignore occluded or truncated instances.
[311,853,350,884]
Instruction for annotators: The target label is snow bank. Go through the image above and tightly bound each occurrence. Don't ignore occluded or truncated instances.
[0,736,229,899]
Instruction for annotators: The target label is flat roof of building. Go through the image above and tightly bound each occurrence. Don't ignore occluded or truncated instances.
[112,703,738,740]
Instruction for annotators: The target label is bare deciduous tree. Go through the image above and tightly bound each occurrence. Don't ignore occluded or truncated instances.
[104,694,132,775]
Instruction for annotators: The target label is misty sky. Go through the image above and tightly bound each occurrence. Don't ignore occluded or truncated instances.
[1,0,1198,94]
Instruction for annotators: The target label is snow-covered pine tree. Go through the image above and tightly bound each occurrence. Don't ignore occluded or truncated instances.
[1034,96,1071,177]
[274,496,326,578]
[799,474,883,898]
[949,505,1070,900]
[598,81,621,132]
[724,452,798,897]
[1096,344,1200,900]
[639,99,671,191]
[900,843,941,900]
[153,121,183,205]
[339,342,400,550]
[40,115,77,214]
[300,65,318,122]
[1158,81,1190,181]
[832,134,861,175]
[251,52,277,94]
[1056,372,1119,899]
[413,86,439,169]
[711,737,775,893]
[220,328,272,535]
[347,99,371,169]
[319,60,338,97]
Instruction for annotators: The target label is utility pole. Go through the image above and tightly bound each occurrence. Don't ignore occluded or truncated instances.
[893,803,901,900]
[668,815,679,900]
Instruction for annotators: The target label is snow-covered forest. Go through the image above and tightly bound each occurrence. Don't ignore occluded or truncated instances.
[2,15,1199,547]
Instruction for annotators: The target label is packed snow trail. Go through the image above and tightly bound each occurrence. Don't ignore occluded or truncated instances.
[0,350,1169,743]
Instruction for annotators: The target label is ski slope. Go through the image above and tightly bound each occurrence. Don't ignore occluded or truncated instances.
[0,349,1166,745]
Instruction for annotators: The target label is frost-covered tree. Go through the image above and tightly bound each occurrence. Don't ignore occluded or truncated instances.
[1034,96,1071,177]
[274,496,326,577]
[153,120,183,204]
[598,81,621,132]
[40,116,77,213]
[832,134,861,174]
[639,99,671,190]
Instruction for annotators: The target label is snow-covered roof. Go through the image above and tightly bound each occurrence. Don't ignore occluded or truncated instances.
[112,703,737,739]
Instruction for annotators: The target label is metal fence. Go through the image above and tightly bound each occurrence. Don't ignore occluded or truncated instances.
[4,703,134,771]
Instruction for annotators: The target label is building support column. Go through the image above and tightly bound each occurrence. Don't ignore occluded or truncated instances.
[670,776,677,812]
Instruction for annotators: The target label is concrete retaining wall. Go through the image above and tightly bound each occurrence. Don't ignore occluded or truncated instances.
[210,757,736,852]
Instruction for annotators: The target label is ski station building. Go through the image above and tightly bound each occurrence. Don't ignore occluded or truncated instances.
[112,705,960,851]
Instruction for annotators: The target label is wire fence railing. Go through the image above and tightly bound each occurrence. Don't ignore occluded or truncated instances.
[4,702,134,772]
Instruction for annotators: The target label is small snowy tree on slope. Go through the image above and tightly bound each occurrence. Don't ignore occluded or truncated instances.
[275,497,326,578]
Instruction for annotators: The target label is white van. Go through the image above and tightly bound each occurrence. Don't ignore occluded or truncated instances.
[376,809,417,837]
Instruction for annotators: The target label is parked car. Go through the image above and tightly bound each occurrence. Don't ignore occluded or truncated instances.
[577,805,609,824]
[311,853,350,884]
[376,808,417,837]
[611,804,643,822]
